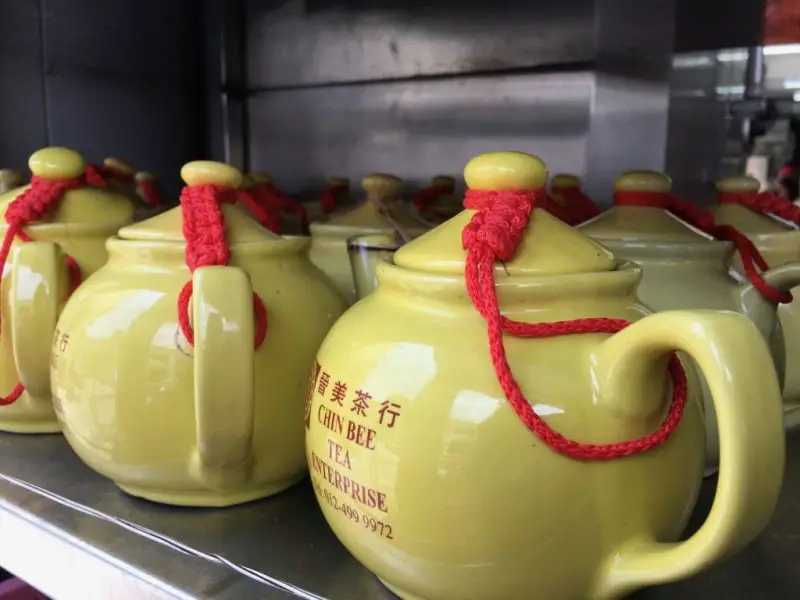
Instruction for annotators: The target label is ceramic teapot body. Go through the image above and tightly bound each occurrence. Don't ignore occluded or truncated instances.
[100,157,159,221]
[580,176,800,471]
[51,164,346,507]
[306,154,785,600]
[0,149,134,433]
[713,179,800,418]
[309,174,427,303]
[308,259,703,600]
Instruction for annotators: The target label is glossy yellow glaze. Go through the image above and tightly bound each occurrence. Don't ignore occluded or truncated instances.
[0,147,134,433]
[309,173,429,303]
[412,176,462,223]
[306,151,785,600]
[51,161,346,507]
[104,157,137,178]
[550,173,582,206]
[715,175,761,194]
[551,173,581,189]
[712,197,800,416]
[347,233,400,300]
[580,173,799,471]
[614,170,672,193]
[100,156,157,221]
[0,169,25,194]
[306,177,354,224]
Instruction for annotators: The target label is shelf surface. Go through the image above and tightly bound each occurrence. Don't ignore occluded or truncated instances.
[0,428,799,600]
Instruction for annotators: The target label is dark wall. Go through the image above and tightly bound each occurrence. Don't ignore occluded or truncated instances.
[0,0,205,199]
[675,0,765,52]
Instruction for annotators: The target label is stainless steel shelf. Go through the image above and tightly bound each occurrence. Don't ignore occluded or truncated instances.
[1,429,799,600]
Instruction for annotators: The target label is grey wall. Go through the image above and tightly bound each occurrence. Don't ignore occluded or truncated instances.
[240,0,679,204]
[0,0,205,199]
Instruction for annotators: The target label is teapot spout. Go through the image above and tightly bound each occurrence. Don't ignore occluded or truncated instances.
[738,262,800,334]
[746,262,800,298]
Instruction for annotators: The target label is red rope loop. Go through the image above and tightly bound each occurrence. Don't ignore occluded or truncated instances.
[136,179,164,208]
[718,190,800,224]
[88,163,131,185]
[319,182,348,216]
[177,184,268,349]
[461,189,688,460]
[245,183,309,235]
[412,184,453,214]
[0,175,90,406]
[614,190,792,304]
[551,186,601,225]
[235,188,277,231]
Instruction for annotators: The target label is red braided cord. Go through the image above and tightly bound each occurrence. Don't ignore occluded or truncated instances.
[235,188,278,232]
[176,184,268,348]
[136,179,164,208]
[614,190,792,304]
[255,183,309,234]
[90,163,134,184]
[412,184,453,211]
[0,175,92,406]
[541,194,573,224]
[551,186,601,225]
[779,163,798,180]
[461,189,688,460]
[319,183,348,216]
[717,190,800,224]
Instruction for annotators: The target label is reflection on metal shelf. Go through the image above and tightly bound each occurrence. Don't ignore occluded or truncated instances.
[2,429,800,599]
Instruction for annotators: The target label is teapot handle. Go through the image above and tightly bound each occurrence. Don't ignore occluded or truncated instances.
[10,242,64,399]
[189,266,255,489]
[590,310,785,598]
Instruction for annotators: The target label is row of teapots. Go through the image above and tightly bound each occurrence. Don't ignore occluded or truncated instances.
[0,146,789,599]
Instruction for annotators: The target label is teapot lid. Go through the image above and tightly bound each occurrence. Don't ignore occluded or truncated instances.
[0,147,134,226]
[393,152,615,275]
[551,173,581,189]
[313,173,425,234]
[713,175,792,235]
[578,170,712,242]
[103,156,138,179]
[0,169,24,187]
[118,161,278,243]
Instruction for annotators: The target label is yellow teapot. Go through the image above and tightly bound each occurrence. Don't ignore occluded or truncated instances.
[410,175,461,222]
[247,173,309,236]
[308,173,429,302]
[550,173,601,225]
[0,147,134,433]
[713,174,800,418]
[306,151,785,600]
[134,171,166,212]
[0,169,25,194]
[309,177,352,223]
[50,161,346,507]
[578,170,800,470]
[93,156,158,221]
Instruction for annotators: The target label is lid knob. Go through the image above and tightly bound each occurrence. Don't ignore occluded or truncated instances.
[104,157,137,177]
[362,173,404,196]
[464,151,547,190]
[551,173,581,189]
[134,171,154,183]
[249,172,272,185]
[715,175,760,194]
[0,169,24,186]
[614,170,672,193]
[29,147,85,180]
[180,161,243,189]
[327,176,349,187]
[431,175,455,188]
